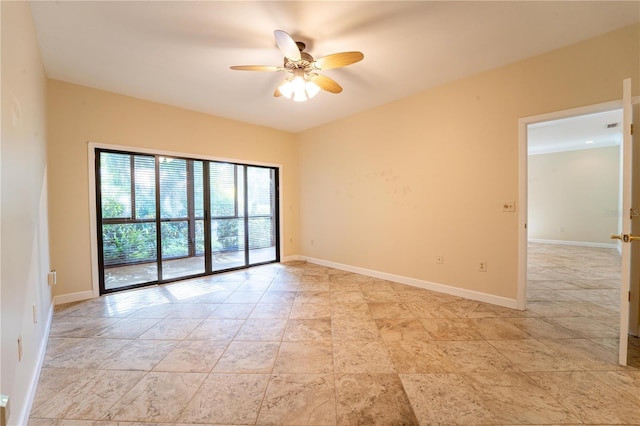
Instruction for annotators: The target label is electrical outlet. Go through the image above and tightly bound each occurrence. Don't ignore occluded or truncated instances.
[17,337,23,362]
[502,201,516,212]
[479,261,487,272]
[436,255,443,264]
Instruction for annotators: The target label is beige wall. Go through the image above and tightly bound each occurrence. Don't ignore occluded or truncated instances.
[47,81,299,299]
[1,2,52,424]
[528,146,620,245]
[297,24,639,301]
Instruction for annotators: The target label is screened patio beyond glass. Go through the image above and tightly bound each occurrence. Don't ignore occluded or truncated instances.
[96,150,279,293]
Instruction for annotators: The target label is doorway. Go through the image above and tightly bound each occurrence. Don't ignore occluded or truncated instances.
[527,110,623,248]
[518,102,631,363]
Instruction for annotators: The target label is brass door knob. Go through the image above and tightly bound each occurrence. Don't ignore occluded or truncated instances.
[611,233,640,242]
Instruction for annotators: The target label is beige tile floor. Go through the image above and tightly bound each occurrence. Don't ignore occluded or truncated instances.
[29,243,640,425]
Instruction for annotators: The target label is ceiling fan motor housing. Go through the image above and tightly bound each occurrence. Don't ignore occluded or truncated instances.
[284,51,314,70]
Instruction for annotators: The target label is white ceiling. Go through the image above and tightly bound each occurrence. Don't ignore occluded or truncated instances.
[29,1,639,133]
[528,109,623,155]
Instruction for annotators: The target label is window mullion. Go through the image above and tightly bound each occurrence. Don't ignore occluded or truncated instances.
[203,161,212,273]
[130,155,136,220]
[154,155,163,281]
[187,160,196,258]
[243,166,249,266]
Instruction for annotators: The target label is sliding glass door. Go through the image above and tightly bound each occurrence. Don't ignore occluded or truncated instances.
[159,157,206,280]
[247,166,278,264]
[99,152,158,289]
[96,149,279,294]
[210,163,246,271]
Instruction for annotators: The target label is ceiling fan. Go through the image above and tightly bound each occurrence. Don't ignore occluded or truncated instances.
[230,30,364,102]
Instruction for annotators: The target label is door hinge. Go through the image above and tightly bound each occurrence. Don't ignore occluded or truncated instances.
[631,123,634,136]
[629,291,632,302]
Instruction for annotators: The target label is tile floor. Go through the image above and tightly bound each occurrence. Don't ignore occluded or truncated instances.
[28,243,640,425]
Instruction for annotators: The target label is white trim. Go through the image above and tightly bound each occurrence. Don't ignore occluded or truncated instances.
[517,112,528,310]
[87,142,285,296]
[619,79,633,364]
[15,302,54,426]
[53,290,95,306]
[518,99,626,312]
[298,256,519,310]
[528,238,619,249]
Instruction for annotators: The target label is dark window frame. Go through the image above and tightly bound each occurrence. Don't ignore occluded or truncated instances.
[95,148,280,295]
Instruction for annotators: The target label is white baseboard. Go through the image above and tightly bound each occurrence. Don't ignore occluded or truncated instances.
[281,255,304,263]
[16,302,54,425]
[53,290,95,305]
[296,256,519,310]
[53,256,520,310]
[528,238,618,249]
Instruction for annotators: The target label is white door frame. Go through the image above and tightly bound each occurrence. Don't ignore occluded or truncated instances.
[517,99,625,310]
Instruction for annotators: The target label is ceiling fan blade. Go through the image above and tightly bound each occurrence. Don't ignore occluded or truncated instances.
[314,52,364,70]
[230,65,282,72]
[274,30,301,61]
[310,74,342,94]
[274,85,282,97]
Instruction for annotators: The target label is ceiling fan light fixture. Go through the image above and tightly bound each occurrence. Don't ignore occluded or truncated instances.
[278,75,320,102]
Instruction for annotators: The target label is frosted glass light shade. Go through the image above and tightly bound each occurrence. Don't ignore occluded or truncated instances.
[279,75,320,102]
